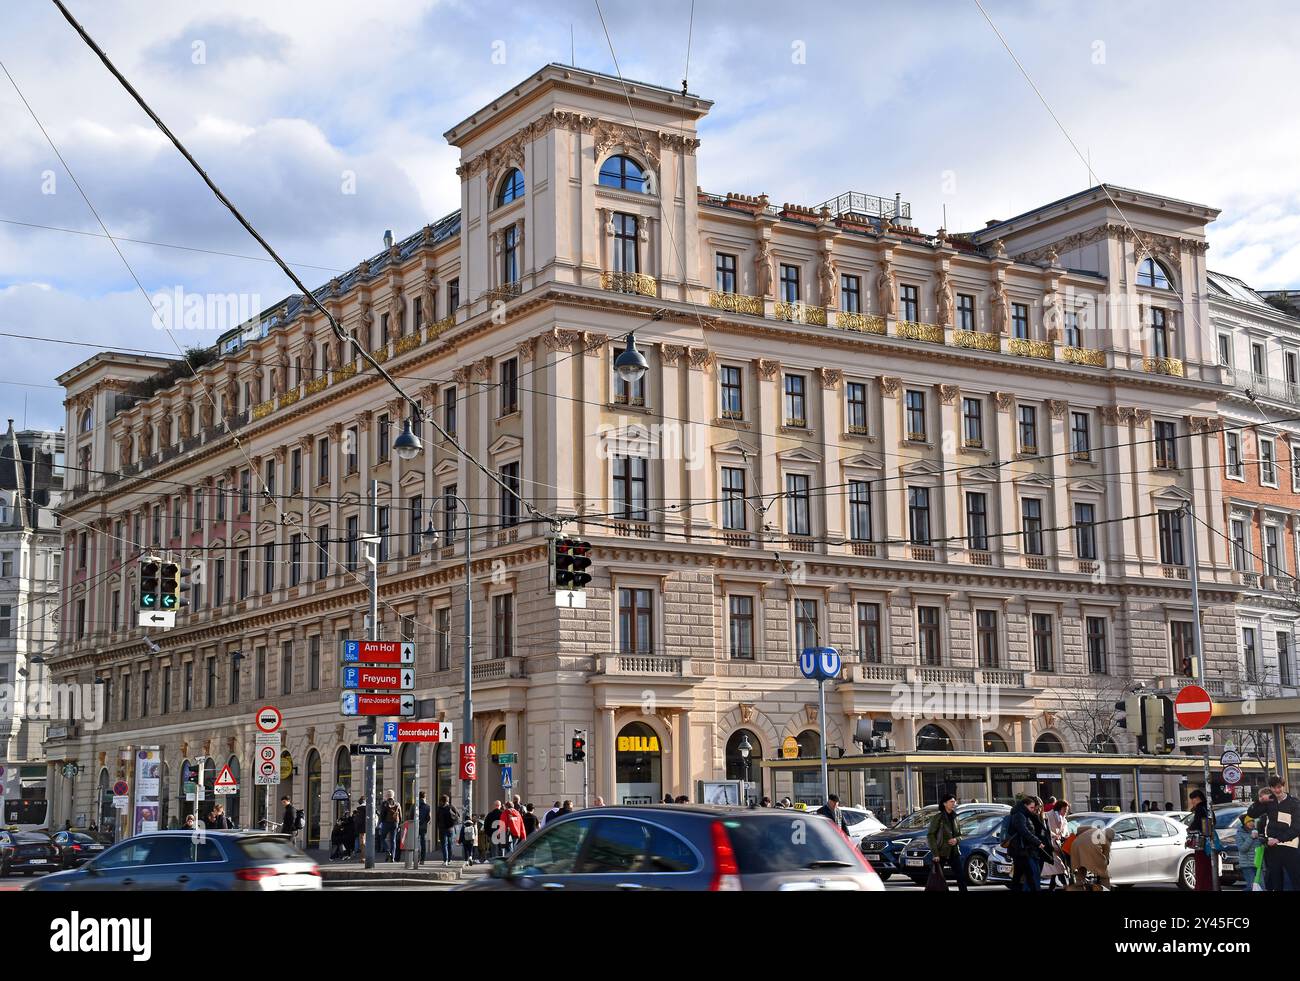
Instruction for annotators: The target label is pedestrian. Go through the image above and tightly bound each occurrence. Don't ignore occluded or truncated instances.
[353,798,368,859]
[1008,795,1050,892]
[460,813,478,865]
[594,796,606,806]
[436,794,460,866]
[1187,789,1215,891]
[926,794,968,892]
[542,800,561,825]
[557,799,574,820]
[1237,813,1261,891]
[417,792,431,865]
[1246,787,1272,889]
[1044,799,1071,890]
[208,803,234,830]
[503,801,526,853]
[522,802,539,837]
[183,813,197,830]
[377,790,401,861]
[280,795,295,836]
[674,795,688,804]
[760,797,772,808]
[1164,801,1175,811]
[816,793,850,833]
[485,800,504,858]
[1253,774,1300,892]
[1070,825,1114,889]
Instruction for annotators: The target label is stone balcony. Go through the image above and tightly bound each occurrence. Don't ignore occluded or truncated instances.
[601,271,658,297]
[594,653,695,677]
[472,656,527,683]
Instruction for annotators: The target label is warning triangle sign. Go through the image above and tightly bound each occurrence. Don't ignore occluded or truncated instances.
[214,765,238,789]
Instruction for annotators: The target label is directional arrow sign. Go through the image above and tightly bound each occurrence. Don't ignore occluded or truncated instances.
[341,640,415,665]
[340,692,416,717]
[341,666,416,691]
[383,721,454,743]
[139,610,176,629]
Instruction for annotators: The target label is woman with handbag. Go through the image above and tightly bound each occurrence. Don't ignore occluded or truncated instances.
[925,794,967,892]
[1187,789,1215,891]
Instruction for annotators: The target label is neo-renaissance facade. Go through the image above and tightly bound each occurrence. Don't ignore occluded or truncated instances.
[43,63,1249,838]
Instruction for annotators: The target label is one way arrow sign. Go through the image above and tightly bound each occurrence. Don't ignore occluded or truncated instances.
[139,610,176,629]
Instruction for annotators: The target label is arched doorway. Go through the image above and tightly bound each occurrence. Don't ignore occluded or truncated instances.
[792,728,823,805]
[306,750,322,848]
[434,743,453,812]
[333,746,352,821]
[615,721,662,805]
[983,731,1009,752]
[916,724,954,751]
[224,756,242,826]
[725,730,763,805]
[486,725,506,809]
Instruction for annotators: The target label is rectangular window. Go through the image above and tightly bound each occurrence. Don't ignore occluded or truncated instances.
[290,534,302,586]
[900,284,918,321]
[1074,502,1097,560]
[1018,404,1038,454]
[1252,342,1265,376]
[1012,302,1030,339]
[1158,509,1185,566]
[857,602,881,663]
[1226,432,1242,478]
[1265,525,1282,576]
[345,427,358,474]
[238,549,250,599]
[614,345,645,405]
[317,436,330,484]
[262,542,275,593]
[721,467,747,531]
[729,595,754,660]
[500,358,519,415]
[501,225,519,284]
[290,447,302,494]
[171,497,181,538]
[794,598,820,653]
[976,610,999,668]
[443,484,459,538]
[846,381,868,433]
[121,673,130,722]
[183,662,193,712]
[840,274,861,313]
[377,506,390,562]
[255,647,267,700]
[316,525,329,580]
[216,482,226,520]
[263,458,276,501]
[1288,352,1298,385]
[151,507,161,544]
[720,365,743,419]
[918,606,941,665]
[1087,616,1109,673]
[448,278,460,314]
[908,486,931,545]
[786,473,811,536]
[214,558,225,605]
[1243,627,1258,683]
[779,264,800,303]
[443,386,457,437]
[1064,310,1081,348]
[1022,498,1043,555]
[309,636,320,691]
[229,652,240,704]
[345,515,359,571]
[140,670,150,718]
[499,462,520,527]
[613,213,638,274]
[1218,334,1232,367]
[618,588,653,655]
[957,293,976,331]
[409,496,423,555]
[783,374,807,427]
[239,469,251,513]
[1230,518,1249,572]
[280,641,294,696]
[205,656,217,709]
[162,666,172,714]
[1154,420,1178,469]
[715,252,737,293]
[1071,412,1091,460]
[436,608,451,671]
[110,590,120,632]
[377,414,391,463]
[1032,612,1054,671]
[1261,438,1277,484]
[613,456,648,521]
[962,397,983,448]
[1171,620,1196,677]
[848,480,872,541]
[1279,632,1293,687]
[966,492,988,551]
[905,390,926,441]
[76,597,86,638]
[1152,308,1170,360]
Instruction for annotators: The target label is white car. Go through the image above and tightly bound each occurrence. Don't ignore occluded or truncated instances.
[841,807,887,843]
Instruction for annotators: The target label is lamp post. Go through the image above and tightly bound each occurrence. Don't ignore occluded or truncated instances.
[737,732,752,806]
[423,493,473,838]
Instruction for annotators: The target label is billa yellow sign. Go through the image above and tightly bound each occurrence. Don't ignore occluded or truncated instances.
[490,739,508,756]
[616,734,660,753]
[781,736,799,759]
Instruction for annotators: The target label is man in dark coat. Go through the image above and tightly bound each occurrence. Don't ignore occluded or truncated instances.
[816,794,850,833]
[417,792,431,865]
[280,795,295,836]
[1253,775,1300,891]
[436,795,460,866]
[1008,797,1050,892]
[484,800,504,858]
[522,802,540,837]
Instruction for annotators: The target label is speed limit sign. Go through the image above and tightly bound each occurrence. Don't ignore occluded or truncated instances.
[260,745,276,763]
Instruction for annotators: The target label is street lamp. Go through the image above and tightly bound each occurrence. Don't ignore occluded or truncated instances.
[393,417,423,461]
[737,732,752,804]
[613,331,649,384]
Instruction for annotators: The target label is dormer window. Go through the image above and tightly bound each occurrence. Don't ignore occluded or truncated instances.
[599,155,648,193]
[496,168,524,207]
[1137,257,1173,290]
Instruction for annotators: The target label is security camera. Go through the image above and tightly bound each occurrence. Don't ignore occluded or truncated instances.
[144,637,161,654]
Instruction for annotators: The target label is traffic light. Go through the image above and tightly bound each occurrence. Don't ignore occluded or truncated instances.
[159,562,181,610]
[570,733,586,763]
[1141,695,1175,755]
[553,537,592,591]
[1115,695,1142,731]
[139,558,161,611]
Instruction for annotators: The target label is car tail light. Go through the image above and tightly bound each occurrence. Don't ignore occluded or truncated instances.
[305,865,321,877]
[235,867,278,882]
[708,820,742,892]
[70,845,82,852]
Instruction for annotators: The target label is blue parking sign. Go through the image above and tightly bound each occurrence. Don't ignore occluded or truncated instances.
[342,640,360,662]
[383,721,398,743]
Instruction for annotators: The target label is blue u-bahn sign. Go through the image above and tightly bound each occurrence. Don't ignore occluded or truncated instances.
[798,647,841,682]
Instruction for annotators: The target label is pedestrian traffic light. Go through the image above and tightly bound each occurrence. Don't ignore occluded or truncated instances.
[570,733,586,763]
[553,537,592,591]
[139,558,161,611]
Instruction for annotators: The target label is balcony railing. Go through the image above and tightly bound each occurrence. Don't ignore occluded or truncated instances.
[1226,369,1300,406]
[708,290,764,316]
[305,375,329,396]
[394,331,422,356]
[773,301,827,326]
[910,545,936,562]
[332,363,357,384]
[472,657,526,682]
[1161,565,1190,580]
[601,271,658,297]
[850,542,877,557]
[968,550,993,566]
[1025,555,1048,571]
[953,328,999,352]
[836,311,886,334]
[483,282,522,304]
[1143,356,1185,377]
[427,315,456,339]
[894,320,945,344]
[369,345,391,365]
[602,654,686,676]
[278,387,301,409]
[787,537,814,552]
[613,393,646,407]
[722,532,754,548]
[252,398,276,421]
[1063,345,1105,367]
[1009,338,1054,360]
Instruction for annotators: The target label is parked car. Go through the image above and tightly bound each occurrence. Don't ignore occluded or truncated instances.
[899,811,1008,886]
[456,805,884,891]
[1153,809,1192,825]
[840,806,886,843]
[25,831,321,891]
[49,831,109,869]
[0,831,61,877]
[1181,805,1246,883]
[860,803,1009,880]
[988,811,1194,889]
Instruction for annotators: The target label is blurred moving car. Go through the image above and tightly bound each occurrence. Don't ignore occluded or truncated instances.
[0,830,61,877]
[988,811,1193,889]
[899,811,1008,886]
[49,830,109,869]
[859,803,1009,880]
[25,831,321,891]
[456,805,884,891]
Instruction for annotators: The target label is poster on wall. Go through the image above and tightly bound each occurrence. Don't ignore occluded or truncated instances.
[132,747,162,837]
[698,780,744,806]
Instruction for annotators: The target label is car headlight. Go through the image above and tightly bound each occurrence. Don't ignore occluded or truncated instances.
[894,838,911,848]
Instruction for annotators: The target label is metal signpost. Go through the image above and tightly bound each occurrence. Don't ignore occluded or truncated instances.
[1181,500,1219,891]
[798,647,842,805]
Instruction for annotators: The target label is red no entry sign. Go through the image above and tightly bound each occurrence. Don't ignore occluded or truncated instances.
[1174,685,1213,730]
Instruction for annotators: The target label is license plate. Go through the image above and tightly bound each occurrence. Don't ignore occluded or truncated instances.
[28,859,47,865]
[905,858,924,867]
[996,864,1012,875]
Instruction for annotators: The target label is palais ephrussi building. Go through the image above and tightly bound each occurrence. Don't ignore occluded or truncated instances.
[44,64,1249,837]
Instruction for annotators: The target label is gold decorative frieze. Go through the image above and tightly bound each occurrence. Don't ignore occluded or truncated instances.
[278,388,301,409]
[332,363,357,384]
[394,332,422,356]
[427,315,455,339]
[305,375,329,396]
[251,398,276,421]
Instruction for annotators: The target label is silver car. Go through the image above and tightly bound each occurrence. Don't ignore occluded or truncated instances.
[25,830,321,891]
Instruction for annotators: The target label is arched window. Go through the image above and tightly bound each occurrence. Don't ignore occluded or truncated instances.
[496,168,525,206]
[334,746,352,821]
[1137,257,1173,290]
[1088,733,1119,754]
[917,724,954,751]
[983,731,1009,752]
[80,409,93,432]
[598,154,648,193]
[724,729,763,803]
[1034,732,1065,754]
[306,749,322,847]
[795,728,821,759]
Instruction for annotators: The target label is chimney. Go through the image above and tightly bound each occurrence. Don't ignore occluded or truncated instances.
[383,229,394,249]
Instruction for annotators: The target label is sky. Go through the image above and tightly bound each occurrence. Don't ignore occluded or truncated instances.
[2,0,1298,432]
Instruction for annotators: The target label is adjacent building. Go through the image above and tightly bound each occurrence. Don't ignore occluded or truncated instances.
[44,64,1244,837]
